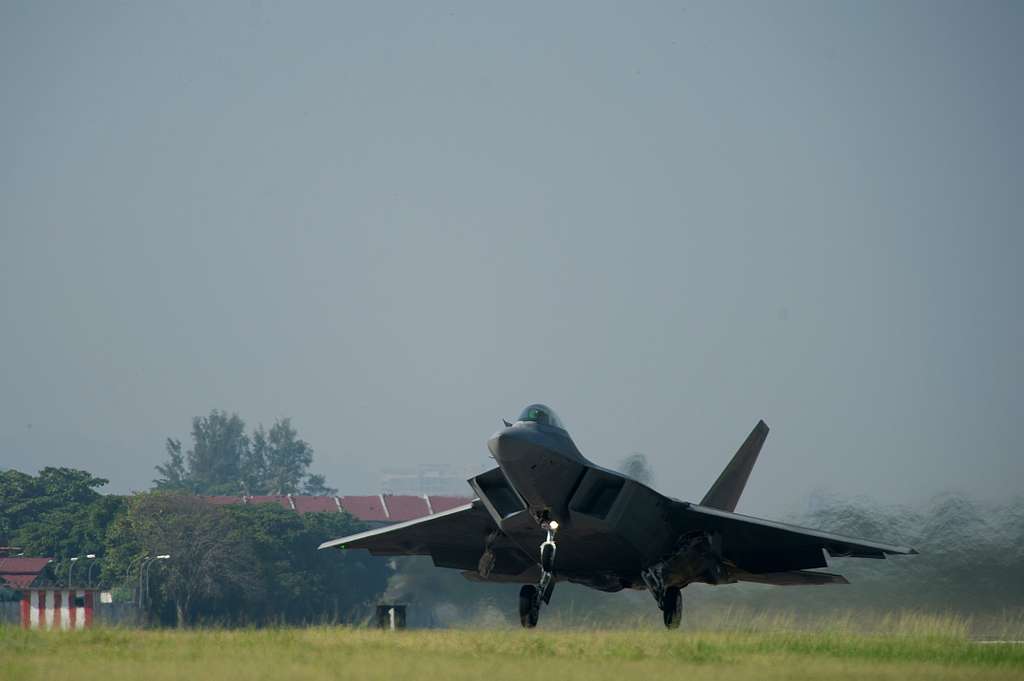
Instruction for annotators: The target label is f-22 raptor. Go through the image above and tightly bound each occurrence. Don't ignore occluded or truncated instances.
[320,404,916,628]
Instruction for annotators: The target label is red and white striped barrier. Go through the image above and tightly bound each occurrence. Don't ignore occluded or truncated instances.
[20,589,96,630]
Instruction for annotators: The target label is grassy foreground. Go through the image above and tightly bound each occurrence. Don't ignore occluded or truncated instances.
[2,614,1023,681]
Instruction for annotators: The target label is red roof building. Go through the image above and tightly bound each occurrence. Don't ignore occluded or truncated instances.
[0,557,52,589]
[199,494,473,524]
[381,495,430,521]
[426,496,471,513]
[204,495,244,506]
[244,495,294,510]
[338,496,391,522]
[291,496,342,514]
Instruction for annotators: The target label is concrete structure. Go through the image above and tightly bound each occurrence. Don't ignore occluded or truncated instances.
[20,588,103,630]
[375,604,407,630]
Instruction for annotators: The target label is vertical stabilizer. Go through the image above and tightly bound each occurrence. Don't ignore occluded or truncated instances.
[700,420,769,512]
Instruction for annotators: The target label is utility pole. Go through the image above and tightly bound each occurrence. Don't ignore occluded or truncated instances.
[68,555,95,587]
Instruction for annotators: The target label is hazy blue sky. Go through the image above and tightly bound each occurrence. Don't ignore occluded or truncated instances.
[1,1,1020,516]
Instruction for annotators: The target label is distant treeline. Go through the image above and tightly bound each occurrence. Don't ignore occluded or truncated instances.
[0,410,388,627]
[0,467,387,627]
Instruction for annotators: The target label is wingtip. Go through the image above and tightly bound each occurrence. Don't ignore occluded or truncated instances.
[889,546,919,556]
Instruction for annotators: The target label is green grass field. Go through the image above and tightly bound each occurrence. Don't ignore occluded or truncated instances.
[2,613,1023,681]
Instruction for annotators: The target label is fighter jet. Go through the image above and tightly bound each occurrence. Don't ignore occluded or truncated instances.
[319,404,916,628]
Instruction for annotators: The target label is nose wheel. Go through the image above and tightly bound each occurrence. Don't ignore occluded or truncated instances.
[518,585,540,628]
[519,519,559,628]
[541,541,556,573]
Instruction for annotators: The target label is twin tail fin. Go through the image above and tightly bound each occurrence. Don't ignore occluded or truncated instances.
[700,420,769,512]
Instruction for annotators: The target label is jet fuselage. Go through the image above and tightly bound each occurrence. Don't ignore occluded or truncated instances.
[487,420,589,524]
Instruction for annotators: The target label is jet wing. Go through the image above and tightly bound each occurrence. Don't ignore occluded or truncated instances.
[675,503,916,574]
[318,500,535,576]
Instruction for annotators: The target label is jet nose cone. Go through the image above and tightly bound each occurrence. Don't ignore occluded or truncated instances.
[487,431,501,457]
[487,427,532,462]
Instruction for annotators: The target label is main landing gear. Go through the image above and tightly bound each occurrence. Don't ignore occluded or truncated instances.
[519,519,559,628]
[661,586,682,629]
[641,564,684,629]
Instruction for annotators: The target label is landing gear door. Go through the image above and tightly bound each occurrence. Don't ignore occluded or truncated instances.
[469,467,529,528]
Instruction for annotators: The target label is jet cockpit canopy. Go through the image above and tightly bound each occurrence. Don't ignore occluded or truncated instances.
[517,403,564,429]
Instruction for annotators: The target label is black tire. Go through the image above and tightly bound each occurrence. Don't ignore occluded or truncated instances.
[662,587,682,629]
[541,543,555,573]
[703,562,724,585]
[519,585,540,628]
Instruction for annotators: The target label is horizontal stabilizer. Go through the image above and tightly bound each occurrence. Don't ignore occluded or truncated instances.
[461,566,542,583]
[680,503,918,562]
[735,569,849,586]
[701,420,769,512]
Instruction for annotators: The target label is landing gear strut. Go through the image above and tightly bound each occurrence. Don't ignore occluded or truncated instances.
[538,520,558,602]
[478,530,500,579]
[519,519,559,628]
[661,587,682,629]
[641,564,684,629]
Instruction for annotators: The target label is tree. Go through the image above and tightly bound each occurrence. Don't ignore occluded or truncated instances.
[155,411,248,494]
[154,438,188,491]
[0,468,113,580]
[115,493,260,627]
[0,468,108,527]
[186,411,249,494]
[220,503,386,623]
[302,473,337,496]
[240,426,269,495]
[264,418,313,494]
[103,495,387,626]
[242,419,314,495]
[156,411,334,496]
[0,469,38,545]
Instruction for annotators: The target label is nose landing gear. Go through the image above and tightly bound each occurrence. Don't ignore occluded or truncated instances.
[538,520,558,605]
[518,584,540,628]
[519,519,559,628]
